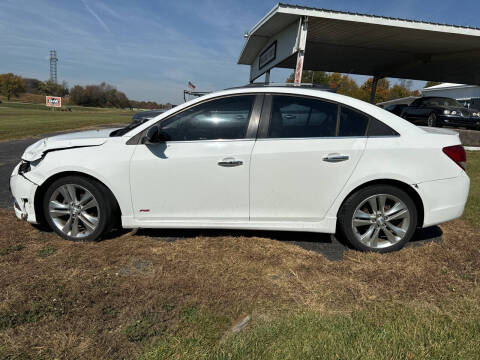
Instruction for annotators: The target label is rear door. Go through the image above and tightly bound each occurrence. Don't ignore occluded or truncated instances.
[250,95,367,222]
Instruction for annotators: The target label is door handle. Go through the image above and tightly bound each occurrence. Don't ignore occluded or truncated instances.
[218,157,243,167]
[323,153,349,163]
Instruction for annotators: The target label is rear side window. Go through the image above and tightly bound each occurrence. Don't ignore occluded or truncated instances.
[367,118,398,136]
[268,95,338,138]
[338,106,369,136]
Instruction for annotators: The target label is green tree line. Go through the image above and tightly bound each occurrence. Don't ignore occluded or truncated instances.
[0,71,434,108]
[0,73,167,109]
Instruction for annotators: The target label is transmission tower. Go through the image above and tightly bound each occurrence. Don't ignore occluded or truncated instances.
[49,50,58,84]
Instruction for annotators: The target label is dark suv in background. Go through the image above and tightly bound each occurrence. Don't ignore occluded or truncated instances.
[400,96,480,130]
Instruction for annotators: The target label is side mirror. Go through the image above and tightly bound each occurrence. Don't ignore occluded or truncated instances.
[143,126,170,144]
[144,126,159,144]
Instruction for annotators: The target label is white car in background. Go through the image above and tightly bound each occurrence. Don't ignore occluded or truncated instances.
[10,85,470,252]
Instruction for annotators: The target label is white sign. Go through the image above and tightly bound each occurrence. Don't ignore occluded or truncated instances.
[259,41,277,69]
[250,19,301,82]
[46,96,62,108]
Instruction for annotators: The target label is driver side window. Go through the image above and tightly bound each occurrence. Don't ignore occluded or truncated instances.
[160,95,255,141]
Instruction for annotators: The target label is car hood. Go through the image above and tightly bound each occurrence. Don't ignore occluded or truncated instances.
[22,128,120,161]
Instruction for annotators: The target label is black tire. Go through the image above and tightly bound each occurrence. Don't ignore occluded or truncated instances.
[337,185,418,253]
[42,175,114,241]
[427,113,437,127]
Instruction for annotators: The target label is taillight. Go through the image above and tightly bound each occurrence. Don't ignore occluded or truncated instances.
[442,145,466,170]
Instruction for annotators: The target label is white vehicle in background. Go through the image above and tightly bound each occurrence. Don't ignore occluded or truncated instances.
[10,85,469,252]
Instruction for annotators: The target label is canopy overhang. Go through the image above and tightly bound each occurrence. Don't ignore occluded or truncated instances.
[239,3,480,85]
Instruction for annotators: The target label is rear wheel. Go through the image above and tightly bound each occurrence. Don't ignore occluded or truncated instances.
[337,185,418,252]
[42,176,113,241]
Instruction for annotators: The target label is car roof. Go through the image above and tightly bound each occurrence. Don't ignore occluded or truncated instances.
[225,83,336,92]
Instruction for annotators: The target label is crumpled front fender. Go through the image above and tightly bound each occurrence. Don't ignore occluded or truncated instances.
[22,138,107,161]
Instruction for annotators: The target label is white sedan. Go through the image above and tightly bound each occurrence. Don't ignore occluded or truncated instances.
[10,86,470,252]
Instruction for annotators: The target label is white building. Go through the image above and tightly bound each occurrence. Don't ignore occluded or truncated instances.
[422,83,480,109]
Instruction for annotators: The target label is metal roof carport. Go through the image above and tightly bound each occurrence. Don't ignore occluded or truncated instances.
[238,3,480,102]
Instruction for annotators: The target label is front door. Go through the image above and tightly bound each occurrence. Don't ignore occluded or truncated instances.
[250,95,367,222]
[130,94,261,222]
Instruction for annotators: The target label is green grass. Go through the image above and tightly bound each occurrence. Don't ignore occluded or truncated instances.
[221,305,480,360]
[140,299,480,360]
[0,100,127,112]
[37,244,56,258]
[0,101,132,140]
[0,244,23,256]
[0,307,48,330]
[125,318,160,342]
[465,151,480,228]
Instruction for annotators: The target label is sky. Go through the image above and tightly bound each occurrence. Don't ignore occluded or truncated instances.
[1,0,480,104]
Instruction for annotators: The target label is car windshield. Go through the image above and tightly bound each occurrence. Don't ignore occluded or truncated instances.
[109,121,145,137]
[423,97,463,107]
[132,110,164,120]
[110,110,166,137]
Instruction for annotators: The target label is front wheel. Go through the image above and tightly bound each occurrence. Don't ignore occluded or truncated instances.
[337,185,418,253]
[42,176,113,241]
[427,113,437,127]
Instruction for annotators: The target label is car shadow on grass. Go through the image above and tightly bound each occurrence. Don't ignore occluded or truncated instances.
[127,225,443,262]
[408,226,443,247]
[29,217,443,262]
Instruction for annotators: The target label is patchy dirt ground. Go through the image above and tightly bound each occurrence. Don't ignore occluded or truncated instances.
[0,209,479,359]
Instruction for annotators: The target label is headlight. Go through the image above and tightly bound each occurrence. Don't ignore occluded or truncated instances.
[444,109,451,115]
[22,138,48,162]
[451,110,457,115]
[18,160,31,174]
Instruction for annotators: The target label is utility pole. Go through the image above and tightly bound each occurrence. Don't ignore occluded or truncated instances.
[370,76,380,104]
[49,50,58,84]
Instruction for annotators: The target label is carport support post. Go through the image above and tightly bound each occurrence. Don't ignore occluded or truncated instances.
[265,69,270,84]
[370,76,379,104]
[294,16,308,85]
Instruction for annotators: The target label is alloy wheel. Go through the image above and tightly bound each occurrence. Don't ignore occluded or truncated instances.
[48,184,100,238]
[351,194,411,249]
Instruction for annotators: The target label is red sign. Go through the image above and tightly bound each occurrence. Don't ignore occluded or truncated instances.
[294,57,303,84]
[46,96,62,108]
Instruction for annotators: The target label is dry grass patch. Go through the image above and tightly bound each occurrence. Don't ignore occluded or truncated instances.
[0,209,479,359]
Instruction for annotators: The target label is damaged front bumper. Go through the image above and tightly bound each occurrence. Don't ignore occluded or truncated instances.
[10,162,39,224]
